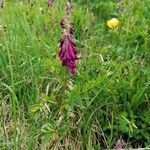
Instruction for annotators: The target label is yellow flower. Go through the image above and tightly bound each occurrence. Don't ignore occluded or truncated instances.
[107,18,120,29]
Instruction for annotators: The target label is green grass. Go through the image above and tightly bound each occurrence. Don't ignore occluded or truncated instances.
[0,0,150,149]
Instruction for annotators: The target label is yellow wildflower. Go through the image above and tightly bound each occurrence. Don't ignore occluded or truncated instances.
[107,18,120,29]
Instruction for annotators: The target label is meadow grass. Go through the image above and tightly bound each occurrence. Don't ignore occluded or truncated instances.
[0,0,150,149]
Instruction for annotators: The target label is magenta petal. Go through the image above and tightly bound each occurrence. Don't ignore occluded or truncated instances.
[68,44,76,59]
[68,61,76,75]
[58,36,78,75]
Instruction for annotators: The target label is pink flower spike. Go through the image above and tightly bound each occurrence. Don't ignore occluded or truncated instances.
[58,2,79,75]
[48,0,54,7]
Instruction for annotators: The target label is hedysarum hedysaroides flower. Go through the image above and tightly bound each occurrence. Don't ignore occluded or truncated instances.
[48,0,54,7]
[58,2,79,75]
[59,34,78,75]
